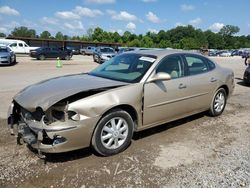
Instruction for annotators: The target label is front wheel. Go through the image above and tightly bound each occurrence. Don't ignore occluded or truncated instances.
[92,109,134,156]
[208,88,227,116]
[39,54,45,60]
[64,55,71,60]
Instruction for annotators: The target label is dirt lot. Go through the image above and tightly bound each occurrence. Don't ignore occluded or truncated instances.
[0,55,249,188]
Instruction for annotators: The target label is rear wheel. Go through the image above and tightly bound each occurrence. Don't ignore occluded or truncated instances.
[209,88,227,116]
[92,109,134,156]
[65,55,71,60]
[39,54,45,60]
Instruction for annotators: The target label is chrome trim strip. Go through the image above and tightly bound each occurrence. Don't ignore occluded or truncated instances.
[147,92,209,108]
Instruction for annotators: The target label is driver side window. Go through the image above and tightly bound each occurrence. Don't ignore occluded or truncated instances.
[156,55,183,79]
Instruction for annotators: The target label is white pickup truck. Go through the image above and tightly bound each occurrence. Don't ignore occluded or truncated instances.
[0,39,38,54]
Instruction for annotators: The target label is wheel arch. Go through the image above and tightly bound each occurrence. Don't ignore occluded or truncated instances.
[102,104,138,129]
[218,84,229,97]
[90,104,138,145]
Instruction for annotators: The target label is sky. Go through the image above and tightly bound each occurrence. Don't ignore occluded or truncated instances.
[0,0,249,37]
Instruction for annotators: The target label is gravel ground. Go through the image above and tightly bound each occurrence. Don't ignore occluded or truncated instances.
[0,55,249,187]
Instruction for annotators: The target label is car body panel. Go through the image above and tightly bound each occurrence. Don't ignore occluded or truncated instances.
[93,47,116,63]
[243,66,250,85]
[29,47,72,60]
[0,46,16,65]
[14,74,128,112]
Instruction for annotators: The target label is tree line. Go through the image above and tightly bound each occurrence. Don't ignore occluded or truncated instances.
[1,25,250,49]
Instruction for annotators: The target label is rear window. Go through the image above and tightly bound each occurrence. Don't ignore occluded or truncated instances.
[185,55,209,76]
[207,59,216,70]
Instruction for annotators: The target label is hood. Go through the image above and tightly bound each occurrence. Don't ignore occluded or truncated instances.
[14,74,128,112]
[28,47,39,50]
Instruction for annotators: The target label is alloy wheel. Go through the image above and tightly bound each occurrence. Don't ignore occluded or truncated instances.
[100,117,128,150]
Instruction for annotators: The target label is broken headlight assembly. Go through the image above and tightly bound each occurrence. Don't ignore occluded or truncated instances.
[44,102,88,124]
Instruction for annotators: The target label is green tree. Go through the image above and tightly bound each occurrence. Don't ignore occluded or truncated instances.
[86,28,94,41]
[219,25,240,49]
[40,31,51,39]
[113,32,121,43]
[204,30,225,49]
[140,36,154,48]
[128,39,141,47]
[11,26,36,38]
[63,35,70,40]
[219,25,240,36]
[122,31,132,43]
[0,33,6,37]
[92,27,104,42]
[180,38,200,49]
[55,32,64,40]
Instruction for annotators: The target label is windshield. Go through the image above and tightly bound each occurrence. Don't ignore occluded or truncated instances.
[89,53,156,83]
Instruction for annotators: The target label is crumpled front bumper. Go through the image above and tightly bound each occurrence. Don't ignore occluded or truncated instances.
[7,103,100,154]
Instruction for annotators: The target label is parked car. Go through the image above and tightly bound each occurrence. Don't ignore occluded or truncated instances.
[243,65,250,85]
[81,46,96,55]
[242,50,250,59]
[30,47,73,60]
[8,50,234,157]
[93,47,116,63]
[0,39,38,54]
[208,51,218,56]
[0,45,16,65]
[218,50,231,57]
[66,46,81,55]
[117,47,136,54]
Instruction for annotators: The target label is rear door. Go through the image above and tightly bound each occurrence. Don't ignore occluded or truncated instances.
[17,42,25,53]
[181,54,218,111]
[50,48,60,58]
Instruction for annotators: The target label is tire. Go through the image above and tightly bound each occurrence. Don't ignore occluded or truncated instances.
[39,54,45,60]
[65,55,71,60]
[208,88,227,116]
[93,55,97,62]
[92,109,134,156]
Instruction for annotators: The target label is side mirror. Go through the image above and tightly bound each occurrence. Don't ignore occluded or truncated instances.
[147,72,171,83]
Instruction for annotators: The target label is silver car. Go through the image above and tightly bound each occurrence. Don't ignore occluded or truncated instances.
[0,46,16,65]
[8,50,234,157]
[93,47,116,63]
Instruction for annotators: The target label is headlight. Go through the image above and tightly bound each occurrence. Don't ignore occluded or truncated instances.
[67,110,88,121]
[101,55,109,60]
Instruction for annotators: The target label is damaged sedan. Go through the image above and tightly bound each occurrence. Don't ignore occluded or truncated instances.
[8,50,234,157]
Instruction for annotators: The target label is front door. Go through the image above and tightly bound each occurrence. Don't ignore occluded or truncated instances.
[143,55,190,126]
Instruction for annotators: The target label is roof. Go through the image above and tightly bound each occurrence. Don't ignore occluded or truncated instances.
[128,49,201,58]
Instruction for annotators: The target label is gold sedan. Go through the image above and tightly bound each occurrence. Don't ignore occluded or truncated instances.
[8,50,234,157]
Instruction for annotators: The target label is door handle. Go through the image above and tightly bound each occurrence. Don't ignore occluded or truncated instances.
[210,77,217,82]
[179,83,187,89]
